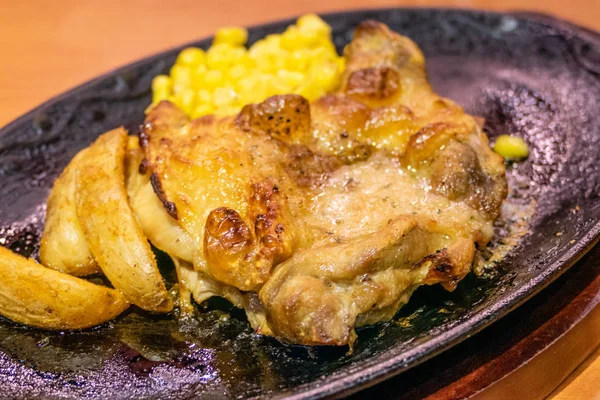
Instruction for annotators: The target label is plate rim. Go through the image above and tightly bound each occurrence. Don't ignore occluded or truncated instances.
[1,7,600,399]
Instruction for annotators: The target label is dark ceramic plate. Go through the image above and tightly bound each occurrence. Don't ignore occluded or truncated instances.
[1,8,599,399]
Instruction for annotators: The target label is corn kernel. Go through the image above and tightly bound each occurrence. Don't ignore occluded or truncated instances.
[202,70,224,90]
[191,64,208,90]
[238,76,267,104]
[297,14,331,37]
[265,76,291,98]
[214,27,248,46]
[277,69,304,89]
[254,56,275,73]
[296,82,324,101]
[172,83,188,95]
[175,88,196,115]
[240,55,256,69]
[176,47,206,67]
[264,34,282,48]
[248,39,267,56]
[493,135,529,160]
[313,63,340,92]
[336,57,346,72]
[170,65,192,86]
[285,49,311,71]
[207,44,235,69]
[231,47,248,62]
[318,39,338,56]
[280,26,301,51]
[152,90,169,105]
[151,75,172,103]
[192,103,215,119]
[274,55,289,71]
[308,46,333,64]
[215,105,242,117]
[297,29,321,48]
[196,89,213,104]
[213,87,239,107]
[281,25,320,49]
[227,64,248,81]
[152,75,172,92]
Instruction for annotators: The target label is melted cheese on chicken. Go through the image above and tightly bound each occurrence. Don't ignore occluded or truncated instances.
[129,20,507,346]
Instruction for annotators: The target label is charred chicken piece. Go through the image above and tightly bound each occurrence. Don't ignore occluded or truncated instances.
[133,20,507,346]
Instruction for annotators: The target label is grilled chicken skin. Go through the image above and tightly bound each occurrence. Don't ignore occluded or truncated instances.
[131,20,507,346]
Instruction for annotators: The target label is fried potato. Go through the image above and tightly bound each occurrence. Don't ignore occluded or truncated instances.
[0,246,129,330]
[75,128,173,313]
[39,148,100,276]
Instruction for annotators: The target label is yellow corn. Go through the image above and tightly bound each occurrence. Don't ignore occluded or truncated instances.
[493,135,529,160]
[202,70,225,91]
[176,47,205,67]
[192,103,215,119]
[297,14,331,37]
[313,62,340,93]
[149,14,344,117]
[151,75,172,104]
[237,76,268,105]
[215,105,242,117]
[265,76,290,98]
[277,70,305,89]
[214,27,248,46]
[175,88,196,115]
[296,82,324,101]
[196,89,212,105]
[213,87,239,107]
[207,44,247,70]
[191,64,208,90]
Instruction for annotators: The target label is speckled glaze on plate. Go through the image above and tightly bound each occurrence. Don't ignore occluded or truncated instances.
[0,8,599,399]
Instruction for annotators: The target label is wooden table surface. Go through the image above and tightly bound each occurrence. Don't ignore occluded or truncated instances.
[1,1,598,398]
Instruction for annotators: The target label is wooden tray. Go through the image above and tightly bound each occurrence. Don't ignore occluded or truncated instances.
[352,244,600,399]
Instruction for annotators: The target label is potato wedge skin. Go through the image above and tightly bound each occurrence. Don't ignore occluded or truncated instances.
[0,246,129,330]
[75,128,173,313]
[40,148,100,276]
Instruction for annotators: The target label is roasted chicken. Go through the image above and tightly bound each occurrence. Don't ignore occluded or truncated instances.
[0,21,506,346]
[132,21,506,345]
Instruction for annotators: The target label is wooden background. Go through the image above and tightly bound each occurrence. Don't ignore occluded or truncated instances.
[0,1,598,398]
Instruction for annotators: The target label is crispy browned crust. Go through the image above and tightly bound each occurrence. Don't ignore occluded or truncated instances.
[346,67,400,100]
[282,144,342,187]
[403,122,508,220]
[150,172,179,220]
[205,208,252,253]
[204,181,295,291]
[236,94,311,140]
[416,238,475,292]
[342,20,412,73]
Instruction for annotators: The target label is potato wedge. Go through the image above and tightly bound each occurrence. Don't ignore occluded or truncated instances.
[40,148,100,276]
[75,128,173,313]
[0,246,129,330]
